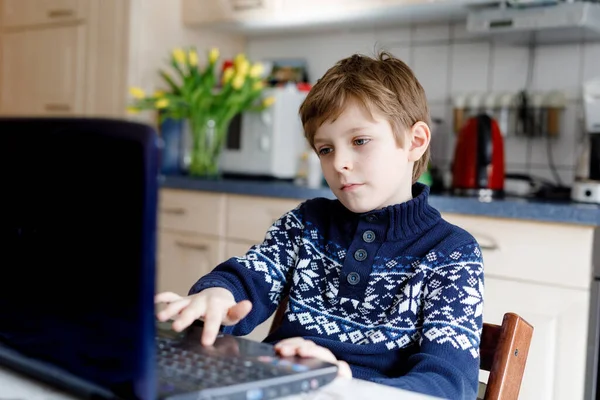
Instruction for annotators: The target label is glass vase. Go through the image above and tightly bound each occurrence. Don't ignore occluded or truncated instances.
[187,117,229,179]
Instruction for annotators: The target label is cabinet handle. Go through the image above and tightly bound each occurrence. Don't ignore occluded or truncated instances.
[44,104,71,112]
[160,207,186,215]
[231,0,263,11]
[175,241,208,251]
[47,9,75,18]
[479,243,499,251]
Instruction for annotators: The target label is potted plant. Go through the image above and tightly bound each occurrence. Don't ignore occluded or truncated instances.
[128,47,274,178]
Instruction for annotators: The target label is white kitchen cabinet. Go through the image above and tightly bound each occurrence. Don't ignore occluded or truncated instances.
[157,230,225,296]
[0,24,86,116]
[443,213,597,400]
[181,0,499,33]
[1,0,87,29]
[182,0,278,25]
[483,277,589,400]
[0,0,244,118]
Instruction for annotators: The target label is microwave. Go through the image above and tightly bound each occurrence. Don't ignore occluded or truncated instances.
[219,86,308,179]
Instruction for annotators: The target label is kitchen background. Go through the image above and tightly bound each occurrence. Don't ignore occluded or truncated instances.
[0,1,599,400]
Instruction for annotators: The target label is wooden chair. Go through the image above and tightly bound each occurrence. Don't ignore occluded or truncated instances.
[269,299,533,400]
[478,312,534,400]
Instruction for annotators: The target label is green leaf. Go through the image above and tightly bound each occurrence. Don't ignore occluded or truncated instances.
[159,70,182,95]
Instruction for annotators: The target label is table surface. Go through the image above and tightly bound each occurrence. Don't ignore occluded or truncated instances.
[0,364,441,400]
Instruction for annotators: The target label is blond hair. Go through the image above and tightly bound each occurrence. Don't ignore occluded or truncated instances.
[299,51,430,183]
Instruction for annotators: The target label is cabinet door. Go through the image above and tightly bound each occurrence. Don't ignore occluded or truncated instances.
[157,231,225,296]
[0,25,86,116]
[182,0,276,25]
[483,277,589,400]
[1,0,86,29]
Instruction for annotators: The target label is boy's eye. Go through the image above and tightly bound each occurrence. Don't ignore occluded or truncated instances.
[318,148,332,156]
[354,138,370,146]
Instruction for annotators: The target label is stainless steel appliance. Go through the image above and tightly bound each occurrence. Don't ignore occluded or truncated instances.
[572,79,600,204]
[219,86,308,179]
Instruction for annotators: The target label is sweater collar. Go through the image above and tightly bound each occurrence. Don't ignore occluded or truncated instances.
[338,183,441,241]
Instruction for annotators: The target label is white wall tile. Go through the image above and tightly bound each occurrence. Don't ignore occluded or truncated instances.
[531,44,582,100]
[450,42,491,94]
[247,29,377,83]
[450,21,481,41]
[529,102,580,168]
[374,26,411,45]
[582,43,600,83]
[245,21,591,187]
[428,103,453,165]
[503,136,531,167]
[412,45,450,103]
[528,166,576,187]
[491,45,530,93]
[412,23,451,43]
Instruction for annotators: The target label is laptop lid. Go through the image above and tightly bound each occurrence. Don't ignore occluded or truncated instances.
[0,117,159,399]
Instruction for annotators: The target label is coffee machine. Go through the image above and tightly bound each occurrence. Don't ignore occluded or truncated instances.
[572,79,600,204]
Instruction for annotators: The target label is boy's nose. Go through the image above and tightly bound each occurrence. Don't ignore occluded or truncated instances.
[333,151,353,172]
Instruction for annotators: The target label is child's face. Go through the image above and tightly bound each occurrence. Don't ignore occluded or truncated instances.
[313,100,414,213]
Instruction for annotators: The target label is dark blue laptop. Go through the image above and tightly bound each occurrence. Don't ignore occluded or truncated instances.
[0,118,337,400]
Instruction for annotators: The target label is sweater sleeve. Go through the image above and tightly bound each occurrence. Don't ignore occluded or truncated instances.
[187,203,306,336]
[370,242,485,400]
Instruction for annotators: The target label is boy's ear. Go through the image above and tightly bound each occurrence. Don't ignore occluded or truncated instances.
[407,121,431,162]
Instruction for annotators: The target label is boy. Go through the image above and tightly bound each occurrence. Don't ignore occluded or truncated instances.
[156,52,484,399]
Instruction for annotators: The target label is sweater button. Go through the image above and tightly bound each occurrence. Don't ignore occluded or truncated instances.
[362,230,375,243]
[347,272,361,285]
[354,249,367,261]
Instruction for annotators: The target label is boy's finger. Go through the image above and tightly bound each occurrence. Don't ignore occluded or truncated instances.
[172,299,206,332]
[201,303,227,346]
[274,337,307,348]
[155,292,183,304]
[156,298,191,322]
[337,361,352,379]
[223,300,252,325]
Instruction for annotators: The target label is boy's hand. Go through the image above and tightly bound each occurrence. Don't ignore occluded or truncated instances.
[274,337,352,379]
[155,288,252,346]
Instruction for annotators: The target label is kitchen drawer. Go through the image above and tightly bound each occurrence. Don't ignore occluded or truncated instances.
[226,195,303,243]
[159,189,226,237]
[442,213,595,289]
[1,0,87,30]
[157,230,225,295]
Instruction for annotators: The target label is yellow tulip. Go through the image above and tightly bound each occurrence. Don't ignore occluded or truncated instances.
[262,97,275,107]
[172,48,186,65]
[252,81,264,91]
[236,59,250,77]
[249,63,264,78]
[188,49,198,67]
[126,106,140,115]
[129,87,146,99]
[232,73,245,90]
[234,53,246,69]
[155,98,169,109]
[222,67,234,84]
[209,48,219,65]
[153,90,165,98]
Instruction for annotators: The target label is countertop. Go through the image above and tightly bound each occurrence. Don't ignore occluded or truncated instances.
[161,175,600,227]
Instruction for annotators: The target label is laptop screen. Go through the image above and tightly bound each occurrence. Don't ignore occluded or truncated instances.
[0,118,159,398]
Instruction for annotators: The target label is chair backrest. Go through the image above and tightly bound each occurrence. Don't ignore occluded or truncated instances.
[269,299,533,400]
[479,312,534,400]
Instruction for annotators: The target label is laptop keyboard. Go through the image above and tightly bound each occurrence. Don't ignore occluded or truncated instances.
[156,336,304,393]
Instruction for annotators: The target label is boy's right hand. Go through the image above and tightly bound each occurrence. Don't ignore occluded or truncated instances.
[155,288,252,346]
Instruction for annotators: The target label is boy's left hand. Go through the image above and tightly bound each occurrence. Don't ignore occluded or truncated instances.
[274,337,352,379]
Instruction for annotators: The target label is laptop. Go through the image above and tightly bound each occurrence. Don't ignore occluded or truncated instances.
[0,117,338,400]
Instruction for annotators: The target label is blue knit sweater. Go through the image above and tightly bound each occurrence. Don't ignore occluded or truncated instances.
[190,183,484,399]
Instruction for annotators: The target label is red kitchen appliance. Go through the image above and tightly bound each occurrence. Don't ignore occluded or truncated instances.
[452,113,505,198]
